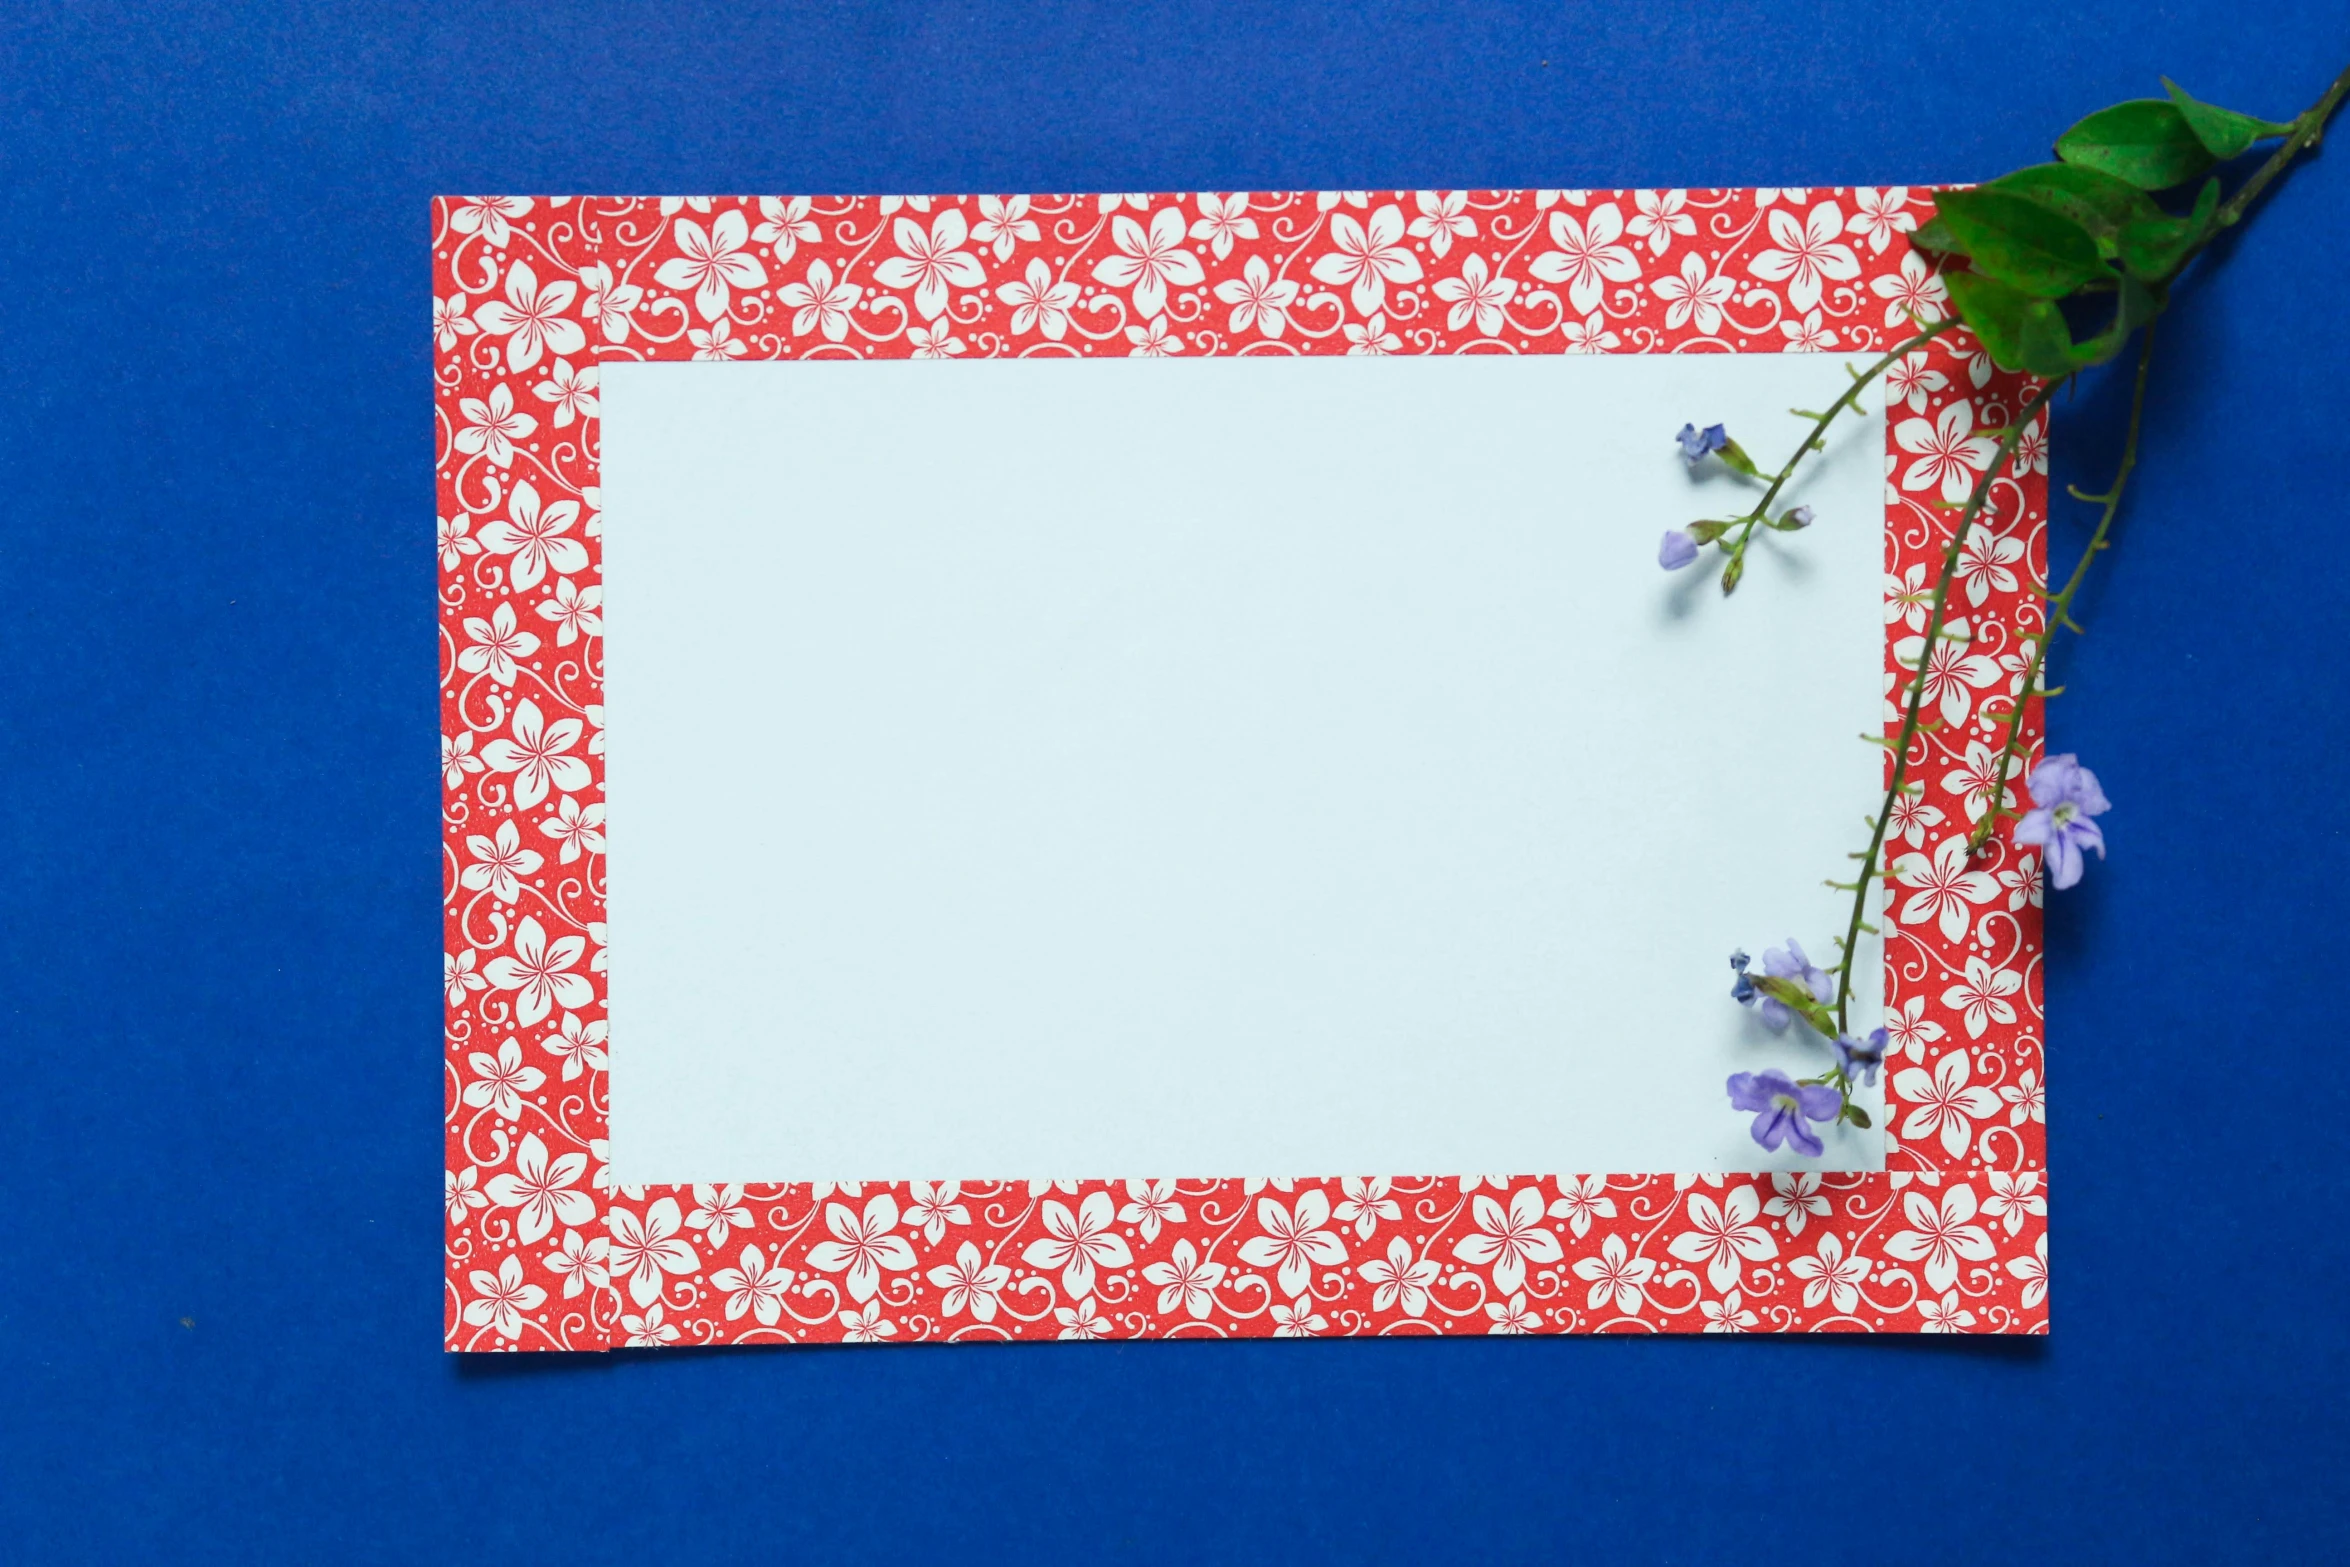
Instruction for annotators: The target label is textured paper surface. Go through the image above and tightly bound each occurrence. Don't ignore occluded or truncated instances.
[438,189,2048,1346]
[600,353,1885,1185]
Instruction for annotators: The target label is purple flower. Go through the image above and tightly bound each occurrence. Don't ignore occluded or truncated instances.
[1728,949,1756,1004]
[1738,938,1832,1032]
[1677,422,1729,461]
[1834,1027,1887,1088]
[1782,505,1813,529]
[1659,529,1700,570]
[1727,1070,1842,1158]
[2013,752,2109,890]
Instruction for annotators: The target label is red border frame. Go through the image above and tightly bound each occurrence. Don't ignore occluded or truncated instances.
[438,189,2047,1349]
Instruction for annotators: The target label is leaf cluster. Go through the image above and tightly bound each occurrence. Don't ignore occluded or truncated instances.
[1914,81,2295,376]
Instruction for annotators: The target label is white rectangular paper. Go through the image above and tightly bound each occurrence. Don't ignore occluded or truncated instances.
[599,354,1885,1184]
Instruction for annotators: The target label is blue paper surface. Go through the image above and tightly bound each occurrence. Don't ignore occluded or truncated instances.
[1,3,2345,1560]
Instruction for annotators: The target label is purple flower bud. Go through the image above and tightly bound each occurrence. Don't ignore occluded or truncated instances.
[1783,505,1813,529]
[2013,752,2110,890]
[1737,937,1832,1032]
[1659,529,1700,570]
[1726,1069,1842,1158]
[1834,1027,1887,1088]
[1728,949,1755,1004]
[1677,422,1730,461]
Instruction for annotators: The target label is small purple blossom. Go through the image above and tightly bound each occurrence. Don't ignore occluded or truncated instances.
[1782,505,1813,529]
[1677,422,1729,461]
[1834,1027,1887,1088]
[2013,752,2109,890]
[1727,1069,1842,1158]
[1728,949,1756,1005]
[1736,937,1833,1032]
[1659,529,1700,570]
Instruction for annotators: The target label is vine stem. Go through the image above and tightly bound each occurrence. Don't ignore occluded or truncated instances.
[2211,59,2350,235]
[1965,322,2157,855]
[1951,61,2350,860]
[1720,319,1958,581]
[1812,59,2350,1046]
[1833,378,2062,1035]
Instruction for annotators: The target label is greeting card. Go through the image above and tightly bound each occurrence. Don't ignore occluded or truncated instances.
[439,189,2048,1349]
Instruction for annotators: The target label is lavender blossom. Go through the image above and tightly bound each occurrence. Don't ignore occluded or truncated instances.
[1834,1027,1888,1088]
[2013,752,2110,890]
[1737,938,1832,1032]
[1677,422,1729,461]
[1727,1069,1842,1158]
[1659,529,1700,570]
[1728,949,1756,1005]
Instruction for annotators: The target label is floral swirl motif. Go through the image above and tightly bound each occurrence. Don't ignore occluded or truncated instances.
[439,189,2048,1350]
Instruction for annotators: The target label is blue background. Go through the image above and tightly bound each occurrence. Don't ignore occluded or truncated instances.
[3,2,2344,1560]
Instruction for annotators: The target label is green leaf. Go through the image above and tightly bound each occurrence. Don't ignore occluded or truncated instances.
[2116,270,2161,328]
[2163,78,2297,160]
[2055,99,2216,190]
[2117,176,2220,282]
[1908,215,1965,254]
[2013,300,2079,380]
[1715,438,1760,478]
[2066,272,2162,368]
[1978,163,2161,257]
[1930,188,2106,297]
[1946,270,2079,378]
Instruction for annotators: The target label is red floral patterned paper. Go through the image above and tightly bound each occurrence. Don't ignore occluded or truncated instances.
[438,189,2048,1349]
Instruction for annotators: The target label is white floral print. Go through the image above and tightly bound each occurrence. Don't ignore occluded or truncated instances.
[1093,206,1207,319]
[486,1132,594,1244]
[807,1193,919,1303]
[454,382,536,468]
[873,209,986,320]
[1895,1050,2003,1158]
[1749,200,1861,313]
[481,914,592,1026]
[1788,1233,1870,1314]
[712,1243,794,1325]
[1885,1184,1997,1292]
[435,190,2049,1349]
[1141,1239,1224,1320]
[780,259,858,341]
[655,211,768,321]
[1236,1191,1348,1298]
[1528,202,1639,315]
[1570,1233,1656,1315]
[1020,1192,1133,1300]
[474,261,584,373]
[1666,1187,1779,1292]
[1452,1186,1564,1295]
[464,1253,547,1341]
[998,259,1080,339]
[476,480,586,592]
[1310,203,1423,315]
[929,1242,1013,1322]
[1360,1238,1440,1317]
[1408,189,1476,256]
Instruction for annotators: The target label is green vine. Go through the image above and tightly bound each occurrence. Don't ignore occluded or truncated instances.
[1707,61,2350,1147]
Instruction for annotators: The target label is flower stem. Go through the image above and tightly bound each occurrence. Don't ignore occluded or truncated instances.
[1833,379,2062,1035]
[1808,59,2350,1060]
[1720,320,1957,583]
[1966,322,2157,855]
